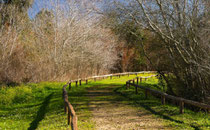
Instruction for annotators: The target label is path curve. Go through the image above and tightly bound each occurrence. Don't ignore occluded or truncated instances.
[86,85,169,130]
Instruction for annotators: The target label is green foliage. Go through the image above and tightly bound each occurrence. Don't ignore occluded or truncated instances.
[108,16,143,48]
[0,87,16,105]
[116,81,210,130]
[0,83,52,105]
[157,74,167,92]
[0,86,33,105]
[0,81,95,129]
[0,74,209,129]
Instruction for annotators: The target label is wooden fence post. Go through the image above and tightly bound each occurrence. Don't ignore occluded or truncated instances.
[79,80,81,86]
[69,82,71,90]
[126,81,128,89]
[75,81,78,87]
[68,109,71,125]
[110,76,112,79]
[64,103,67,113]
[128,81,130,88]
[161,95,166,105]
[180,101,184,114]
[133,79,135,84]
[137,77,139,84]
[72,116,78,130]
[140,78,142,83]
[94,78,96,82]
[86,79,88,85]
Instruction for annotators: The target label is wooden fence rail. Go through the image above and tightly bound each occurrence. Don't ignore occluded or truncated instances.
[62,71,156,129]
[63,71,209,129]
[68,71,156,87]
[126,76,210,114]
[62,85,78,130]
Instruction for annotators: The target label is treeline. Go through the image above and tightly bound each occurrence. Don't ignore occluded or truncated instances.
[0,0,118,84]
[101,0,210,104]
[0,0,209,104]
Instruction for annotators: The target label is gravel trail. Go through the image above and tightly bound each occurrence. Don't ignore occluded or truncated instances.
[86,86,169,130]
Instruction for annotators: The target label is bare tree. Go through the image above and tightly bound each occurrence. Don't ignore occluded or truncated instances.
[0,0,119,84]
[113,0,210,102]
[101,0,209,102]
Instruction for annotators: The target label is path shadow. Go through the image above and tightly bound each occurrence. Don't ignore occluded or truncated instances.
[28,93,54,130]
[114,87,200,130]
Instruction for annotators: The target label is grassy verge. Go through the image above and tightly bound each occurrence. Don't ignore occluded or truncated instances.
[0,73,209,129]
[0,82,60,129]
[114,76,210,130]
[0,74,141,130]
[0,81,95,129]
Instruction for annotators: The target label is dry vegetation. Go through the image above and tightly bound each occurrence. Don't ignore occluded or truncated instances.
[0,0,209,104]
[102,0,210,103]
[0,0,118,84]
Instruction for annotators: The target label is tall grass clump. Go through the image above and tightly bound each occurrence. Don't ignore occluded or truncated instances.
[0,85,33,105]
[0,82,64,106]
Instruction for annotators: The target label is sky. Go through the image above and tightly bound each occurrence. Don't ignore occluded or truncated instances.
[27,0,127,19]
[28,0,68,19]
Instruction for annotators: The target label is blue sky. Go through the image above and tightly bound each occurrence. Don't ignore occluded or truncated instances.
[28,0,68,19]
[27,0,126,19]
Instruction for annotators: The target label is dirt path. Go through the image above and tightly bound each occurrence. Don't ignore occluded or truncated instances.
[86,85,169,130]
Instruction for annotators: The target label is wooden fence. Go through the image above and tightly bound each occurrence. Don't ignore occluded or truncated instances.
[62,71,155,129]
[126,76,210,114]
[67,71,156,89]
[62,84,78,130]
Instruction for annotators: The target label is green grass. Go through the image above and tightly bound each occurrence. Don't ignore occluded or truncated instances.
[0,82,95,130]
[0,74,141,130]
[114,76,210,130]
[0,73,209,130]
[89,74,210,129]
